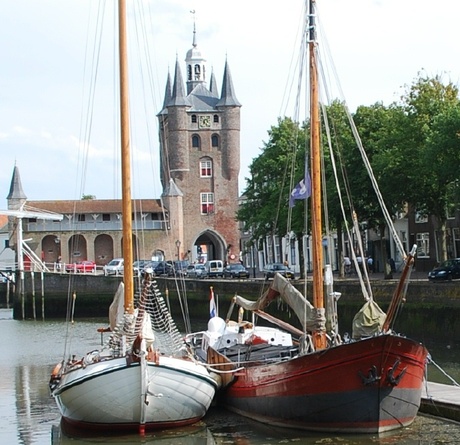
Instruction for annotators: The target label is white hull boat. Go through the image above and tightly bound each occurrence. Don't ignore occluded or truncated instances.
[53,355,217,430]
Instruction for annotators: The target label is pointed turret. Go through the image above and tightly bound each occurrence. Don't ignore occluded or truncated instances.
[216,61,241,107]
[209,69,219,98]
[170,58,191,107]
[162,178,183,198]
[159,71,172,115]
[7,165,27,202]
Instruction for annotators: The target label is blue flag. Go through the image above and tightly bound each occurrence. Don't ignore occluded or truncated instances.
[289,169,311,208]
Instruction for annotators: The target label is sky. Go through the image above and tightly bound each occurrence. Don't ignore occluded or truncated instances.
[0,0,459,205]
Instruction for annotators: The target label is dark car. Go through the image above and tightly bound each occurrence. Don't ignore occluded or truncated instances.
[263,263,295,280]
[152,261,174,276]
[173,260,190,276]
[223,263,249,279]
[428,259,460,281]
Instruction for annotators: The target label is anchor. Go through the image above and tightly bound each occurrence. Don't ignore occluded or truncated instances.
[359,365,381,385]
[387,358,407,386]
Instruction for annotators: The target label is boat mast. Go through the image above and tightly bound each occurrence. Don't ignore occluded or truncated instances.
[118,0,134,313]
[308,0,326,349]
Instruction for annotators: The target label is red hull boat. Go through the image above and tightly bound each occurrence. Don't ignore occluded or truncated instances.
[209,334,427,433]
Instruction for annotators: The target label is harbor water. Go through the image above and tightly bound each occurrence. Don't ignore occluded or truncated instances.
[2,307,460,445]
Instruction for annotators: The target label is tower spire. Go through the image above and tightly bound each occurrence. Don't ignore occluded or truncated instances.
[191,10,197,47]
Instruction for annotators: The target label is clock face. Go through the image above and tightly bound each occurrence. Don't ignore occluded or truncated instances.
[199,115,211,128]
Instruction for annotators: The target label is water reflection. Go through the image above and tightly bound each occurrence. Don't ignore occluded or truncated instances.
[53,422,216,445]
[52,409,460,445]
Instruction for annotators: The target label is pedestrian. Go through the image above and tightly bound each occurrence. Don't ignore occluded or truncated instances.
[367,256,373,273]
[343,256,351,276]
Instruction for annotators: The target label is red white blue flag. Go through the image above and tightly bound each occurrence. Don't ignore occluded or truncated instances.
[209,286,217,318]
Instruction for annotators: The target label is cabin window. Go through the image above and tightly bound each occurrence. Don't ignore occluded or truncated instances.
[77,214,85,222]
[191,114,197,123]
[200,193,214,215]
[211,134,219,148]
[102,214,110,221]
[213,114,219,123]
[416,232,430,258]
[200,159,212,177]
[192,134,201,149]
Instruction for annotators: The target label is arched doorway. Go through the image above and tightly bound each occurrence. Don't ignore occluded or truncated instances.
[42,235,60,264]
[120,234,139,262]
[95,234,113,265]
[194,230,226,264]
[68,235,88,263]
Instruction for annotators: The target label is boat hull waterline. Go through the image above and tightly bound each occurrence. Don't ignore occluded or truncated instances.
[53,355,218,431]
[212,335,428,433]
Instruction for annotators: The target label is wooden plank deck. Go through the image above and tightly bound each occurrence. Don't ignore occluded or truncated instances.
[420,381,460,422]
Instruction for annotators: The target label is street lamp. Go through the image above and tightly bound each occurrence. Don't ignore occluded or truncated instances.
[175,239,181,260]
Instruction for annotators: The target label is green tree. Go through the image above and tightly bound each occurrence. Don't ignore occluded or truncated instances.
[238,117,307,261]
[399,73,460,260]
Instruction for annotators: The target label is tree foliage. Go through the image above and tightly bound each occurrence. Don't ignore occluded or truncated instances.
[238,73,460,262]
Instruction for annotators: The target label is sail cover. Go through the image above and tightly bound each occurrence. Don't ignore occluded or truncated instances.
[234,274,318,331]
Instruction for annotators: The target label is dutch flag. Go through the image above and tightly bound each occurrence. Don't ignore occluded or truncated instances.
[209,286,217,318]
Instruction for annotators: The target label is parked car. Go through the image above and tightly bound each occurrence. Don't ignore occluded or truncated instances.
[65,260,96,273]
[186,264,207,278]
[104,258,124,276]
[173,260,190,276]
[133,260,151,276]
[428,259,460,281]
[205,260,224,278]
[152,261,174,276]
[263,263,295,280]
[223,263,249,279]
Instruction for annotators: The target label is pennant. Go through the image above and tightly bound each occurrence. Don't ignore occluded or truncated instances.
[209,286,217,318]
[289,168,311,208]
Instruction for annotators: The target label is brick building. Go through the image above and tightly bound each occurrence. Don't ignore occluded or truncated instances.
[5,31,241,268]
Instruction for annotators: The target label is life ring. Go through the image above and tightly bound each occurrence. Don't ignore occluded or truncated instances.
[230,254,236,260]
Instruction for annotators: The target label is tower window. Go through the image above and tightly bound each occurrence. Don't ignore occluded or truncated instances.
[192,134,201,149]
[200,159,212,177]
[211,134,219,148]
[200,193,214,215]
[191,114,197,123]
[187,65,192,81]
[213,114,219,123]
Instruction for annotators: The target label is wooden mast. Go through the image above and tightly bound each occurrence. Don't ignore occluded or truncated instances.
[309,0,327,349]
[118,0,134,313]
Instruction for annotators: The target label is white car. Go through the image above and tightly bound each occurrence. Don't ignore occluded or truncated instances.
[103,258,124,276]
